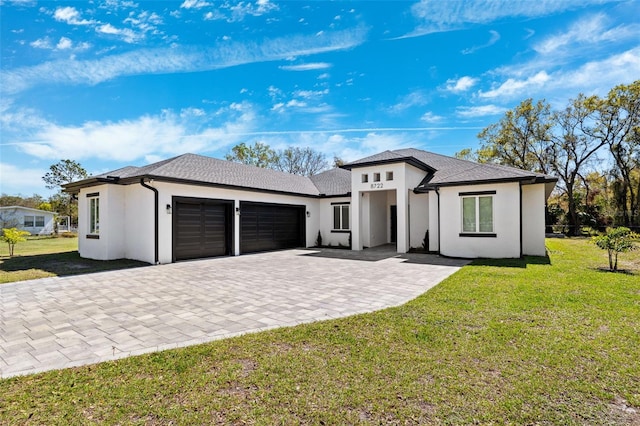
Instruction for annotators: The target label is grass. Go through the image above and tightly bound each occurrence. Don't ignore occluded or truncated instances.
[0,236,148,284]
[1,238,639,424]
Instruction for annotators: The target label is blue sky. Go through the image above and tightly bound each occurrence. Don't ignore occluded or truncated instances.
[1,0,639,196]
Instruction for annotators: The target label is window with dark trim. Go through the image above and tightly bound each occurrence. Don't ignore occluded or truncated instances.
[361,174,368,183]
[373,172,381,182]
[88,195,100,235]
[461,195,493,234]
[333,204,350,230]
[35,216,45,227]
[386,171,393,181]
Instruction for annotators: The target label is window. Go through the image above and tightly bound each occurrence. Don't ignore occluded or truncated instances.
[361,174,369,183]
[35,216,45,227]
[89,196,100,234]
[373,172,381,182]
[333,204,350,230]
[461,195,494,234]
[24,216,34,227]
[386,171,394,181]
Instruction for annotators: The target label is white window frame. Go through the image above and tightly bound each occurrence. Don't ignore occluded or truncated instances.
[88,194,100,235]
[373,172,381,182]
[35,216,45,227]
[460,192,495,236]
[361,174,369,183]
[386,171,394,181]
[24,215,35,227]
[332,203,350,231]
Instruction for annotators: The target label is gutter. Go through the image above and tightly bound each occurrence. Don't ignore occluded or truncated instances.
[435,187,441,255]
[140,178,159,265]
[519,181,523,259]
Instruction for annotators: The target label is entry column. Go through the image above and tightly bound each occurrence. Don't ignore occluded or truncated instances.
[351,190,362,250]
[396,188,408,253]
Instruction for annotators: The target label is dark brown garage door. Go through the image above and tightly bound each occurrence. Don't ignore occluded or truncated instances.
[173,198,233,261]
[240,202,305,254]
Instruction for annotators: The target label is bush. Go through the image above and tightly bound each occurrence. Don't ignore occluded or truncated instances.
[592,227,638,272]
[1,228,31,256]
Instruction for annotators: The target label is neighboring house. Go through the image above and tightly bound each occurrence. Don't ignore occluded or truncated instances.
[63,148,557,264]
[0,206,56,235]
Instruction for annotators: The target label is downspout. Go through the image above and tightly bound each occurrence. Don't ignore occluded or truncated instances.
[519,181,523,259]
[140,178,159,265]
[435,187,441,255]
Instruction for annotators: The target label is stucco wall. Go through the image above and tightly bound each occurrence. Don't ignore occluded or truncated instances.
[409,192,428,249]
[78,185,110,260]
[522,183,547,256]
[318,197,351,248]
[439,182,521,258]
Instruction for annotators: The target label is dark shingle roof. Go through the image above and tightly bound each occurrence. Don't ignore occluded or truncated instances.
[67,148,557,196]
[345,148,556,189]
[84,153,321,196]
[309,168,351,196]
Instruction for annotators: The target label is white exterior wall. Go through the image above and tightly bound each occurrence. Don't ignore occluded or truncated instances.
[78,184,121,261]
[439,182,521,258]
[428,191,439,252]
[409,192,429,249]
[124,184,155,263]
[349,163,427,253]
[522,183,547,256]
[0,207,55,235]
[318,197,351,247]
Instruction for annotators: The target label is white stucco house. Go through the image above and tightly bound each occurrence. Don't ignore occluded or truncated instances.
[0,206,56,235]
[63,148,557,264]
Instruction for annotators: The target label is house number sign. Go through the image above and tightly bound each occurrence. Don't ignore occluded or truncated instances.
[370,183,383,189]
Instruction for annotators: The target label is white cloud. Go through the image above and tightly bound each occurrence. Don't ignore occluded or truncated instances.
[421,111,444,123]
[56,37,72,50]
[318,73,330,80]
[53,6,96,26]
[533,14,640,55]
[96,23,140,43]
[294,89,329,99]
[279,62,332,71]
[479,46,640,101]
[445,76,477,93]
[461,30,500,54]
[389,91,429,113]
[8,104,257,163]
[200,0,279,22]
[0,163,51,196]
[456,105,507,118]
[479,71,550,99]
[30,37,52,49]
[180,0,210,9]
[2,26,368,95]
[401,0,618,38]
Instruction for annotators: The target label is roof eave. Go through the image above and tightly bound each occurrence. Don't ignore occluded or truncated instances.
[415,175,558,192]
[341,157,435,173]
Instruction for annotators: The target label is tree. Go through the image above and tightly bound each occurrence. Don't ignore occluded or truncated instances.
[226,143,330,176]
[42,160,88,227]
[43,159,88,190]
[593,227,638,272]
[274,147,329,176]
[477,98,554,173]
[333,156,345,168]
[548,95,608,235]
[1,228,30,257]
[454,148,478,162]
[587,81,640,227]
[225,142,278,168]
[0,193,45,209]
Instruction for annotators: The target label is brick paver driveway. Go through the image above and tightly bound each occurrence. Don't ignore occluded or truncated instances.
[0,249,467,378]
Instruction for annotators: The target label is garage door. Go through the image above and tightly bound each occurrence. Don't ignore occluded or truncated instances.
[173,198,232,261]
[240,202,305,254]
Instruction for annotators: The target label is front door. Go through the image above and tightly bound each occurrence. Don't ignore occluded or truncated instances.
[390,205,397,243]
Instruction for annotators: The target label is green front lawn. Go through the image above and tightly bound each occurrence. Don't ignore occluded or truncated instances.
[1,239,638,424]
[0,236,148,284]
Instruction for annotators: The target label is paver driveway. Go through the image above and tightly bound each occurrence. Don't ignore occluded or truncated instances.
[0,249,467,378]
